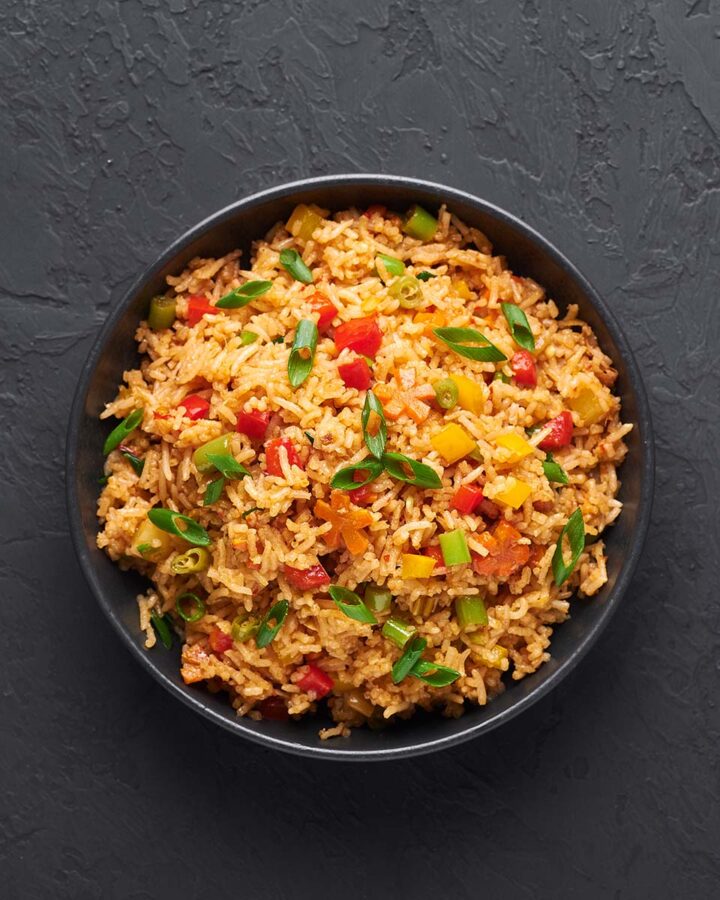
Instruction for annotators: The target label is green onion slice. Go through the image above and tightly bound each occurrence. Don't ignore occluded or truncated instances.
[122,450,145,476]
[392,636,427,684]
[304,431,315,445]
[171,547,210,575]
[216,280,273,309]
[103,408,144,455]
[279,248,313,284]
[288,319,318,388]
[241,506,260,519]
[147,508,211,547]
[150,612,174,649]
[500,302,535,351]
[416,271,436,282]
[411,659,461,686]
[148,295,177,330]
[382,616,416,649]
[543,452,569,485]
[402,205,438,241]
[361,390,387,460]
[455,595,488,629]
[255,599,290,648]
[272,335,286,344]
[552,508,585,586]
[328,585,377,625]
[389,275,424,309]
[330,457,384,491]
[240,330,258,345]
[364,584,393,614]
[203,476,225,507]
[175,592,206,623]
[376,253,405,277]
[381,452,442,489]
[205,451,250,480]
[432,327,507,363]
[438,529,471,566]
[433,378,458,410]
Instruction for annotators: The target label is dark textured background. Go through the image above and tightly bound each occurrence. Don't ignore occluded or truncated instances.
[2,1,719,897]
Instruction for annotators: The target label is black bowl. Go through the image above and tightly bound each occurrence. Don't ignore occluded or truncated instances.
[67,175,654,760]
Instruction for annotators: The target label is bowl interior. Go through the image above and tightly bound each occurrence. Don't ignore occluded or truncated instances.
[68,176,652,759]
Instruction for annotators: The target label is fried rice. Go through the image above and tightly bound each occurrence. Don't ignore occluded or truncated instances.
[96,201,630,738]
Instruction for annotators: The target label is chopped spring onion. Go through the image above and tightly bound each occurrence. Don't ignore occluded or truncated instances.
[147,508,211,547]
[361,390,387,459]
[439,529,471,566]
[376,253,405,277]
[501,302,535,351]
[433,378,459,410]
[231,613,260,643]
[150,612,174,649]
[304,431,314,445]
[148,295,177,330]
[411,658,461,686]
[494,371,510,383]
[272,335,286,344]
[364,584,393,614]
[255,599,290,648]
[175,592,206,623]
[193,433,232,474]
[389,275,424,309]
[330,457,384,491]
[241,506,260,519]
[433,327,507,363]
[288,319,318,389]
[402,204,438,241]
[381,452,442,489]
[552,508,585,586]
[543,452,569,485]
[122,450,145,476]
[382,616,416,649]
[103,408,144,455]
[205,451,250,479]
[216,281,273,309]
[203,476,225,507]
[171,547,210,575]
[455,595,488,629]
[392,635,427,684]
[416,271,436,282]
[240,330,259,345]
[328,585,378,625]
[279,248,313,284]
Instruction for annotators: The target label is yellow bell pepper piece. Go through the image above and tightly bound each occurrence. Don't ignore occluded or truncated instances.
[286,204,324,241]
[430,423,478,464]
[467,640,509,670]
[568,385,606,425]
[454,279,473,301]
[494,432,534,466]
[401,554,436,579]
[449,374,486,415]
[494,477,532,509]
[132,519,175,560]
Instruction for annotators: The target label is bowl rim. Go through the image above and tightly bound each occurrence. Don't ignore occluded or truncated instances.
[66,173,654,760]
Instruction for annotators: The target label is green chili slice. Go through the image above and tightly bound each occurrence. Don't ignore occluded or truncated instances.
[122,450,145,476]
[364,584,393,614]
[455,595,488,629]
[381,452,442,489]
[203,476,225,507]
[552,508,585,586]
[279,248,313,284]
[231,613,259,643]
[433,378,458,410]
[171,547,210,574]
[411,659,461,687]
[175,592,206,623]
[439,529,471,566]
[433,327,507,363]
[255,599,290,648]
[328,585,378,625]
[103,408,144,455]
[402,205,438,241]
[501,302,535,351]
[150,612,174,649]
[148,295,177,330]
[361,390,387,460]
[216,280,273,309]
[287,319,318,388]
[543,452,569,485]
[375,253,405,277]
[389,275,424,309]
[416,271,436,282]
[392,635,427,684]
[240,330,259,345]
[382,616,416,649]
[147,508,211,547]
[330,457,384,491]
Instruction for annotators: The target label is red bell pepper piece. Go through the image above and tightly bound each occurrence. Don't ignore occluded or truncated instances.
[186,295,216,327]
[338,357,372,391]
[348,468,375,506]
[451,484,484,515]
[265,437,304,476]
[334,316,382,358]
[309,291,338,332]
[297,663,334,699]
[236,408,271,442]
[208,628,233,654]
[423,545,447,575]
[257,696,289,720]
[510,350,537,387]
[284,563,331,591]
[179,394,210,420]
[538,411,574,450]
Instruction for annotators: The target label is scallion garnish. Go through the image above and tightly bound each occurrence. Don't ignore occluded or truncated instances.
[389,275,423,309]
[122,450,145,476]
[392,635,427,684]
[272,336,286,344]
[552,508,585,586]
[216,280,273,309]
[381,452,442,489]
[175,592,206,623]
[287,319,318,388]
[500,303,535,351]
[240,330,259,345]
[304,431,315,445]
[203,476,225,507]
[438,529,471,566]
[375,253,405,277]
[150,612,174,649]
[279,248,313,284]
[455,595,487,630]
[410,659,460,686]
[364,584,393,614]
[433,378,458,410]
[98,474,109,485]
[171,547,210,574]
[148,295,177,330]
[330,457,385,491]
[432,327,507,363]
[382,617,416,648]
[328,585,378,625]
[416,271,436,282]
[255,599,290,648]
[402,205,438,241]
[543,452,569,485]
[147,508,211,547]
[205,451,250,479]
[241,506,260,519]
[361,390,387,459]
[103,408,144,455]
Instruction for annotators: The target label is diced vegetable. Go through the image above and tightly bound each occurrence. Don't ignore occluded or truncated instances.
[510,350,537,387]
[339,357,372,391]
[179,394,210,420]
[493,371,510,384]
[538,411,573,450]
[209,627,233,654]
[430,423,477,464]
[455,595,488,629]
[287,319,318,388]
[402,204,438,240]
[401,553,436,579]
[453,279,473,301]
[133,519,175,560]
[389,275,423,309]
[439,529,471,566]
[255,599,290,648]
[552,508,585,586]
[256,696,289,719]
[423,545,447,575]
[543,452,569,484]
[334,316,383,358]
[493,477,532,509]
[148,295,177,330]
[286,204,324,241]
[147,508,211,547]
[392,636,427,684]
[375,253,405,277]
[176,592,206,623]
[297,663,333,698]
[231,613,260,643]
[374,381,431,425]
[472,521,530,578]
[494,432,534,466]
[186,295,216,326]
[316,491,373,555]
[433,378,459,410]
[265,437,304,476]
[568,385,606,425]
[451,484,484,515]
[280,248,314,284]
[364,584,393,614]
[466,639,509,670]
[449,374,485,415]
[328,585,377,624]
[193,433,232,474]
[331,457,384,491]
[171,547,210,574]
[236,408,271,442]
[309,292,338,331]
[348,475,375,506]
[284,563,331,591]
[382,617,416,648]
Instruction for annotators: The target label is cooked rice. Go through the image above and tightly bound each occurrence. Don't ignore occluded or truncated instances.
[96,202,630,735]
